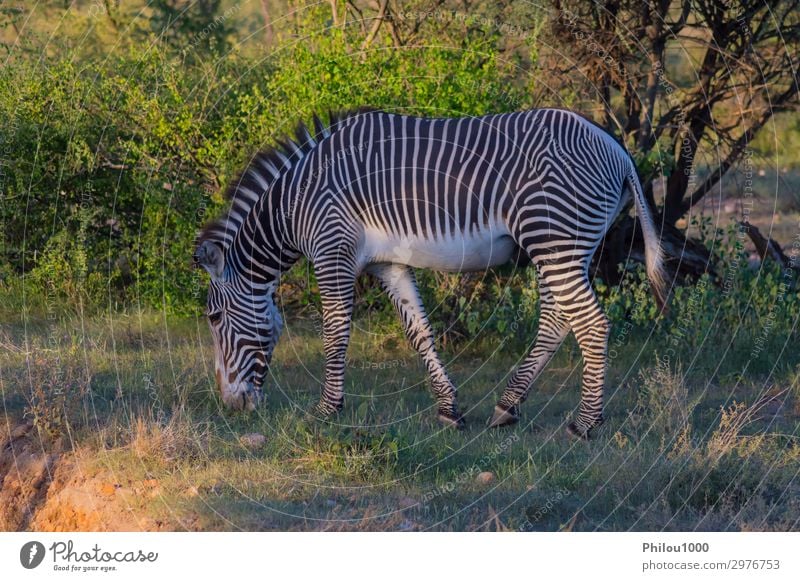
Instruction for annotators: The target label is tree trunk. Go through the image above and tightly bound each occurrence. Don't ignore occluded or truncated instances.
[742,222,800,276]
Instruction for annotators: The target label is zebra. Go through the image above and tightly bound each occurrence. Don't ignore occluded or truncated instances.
[194,107,667,439]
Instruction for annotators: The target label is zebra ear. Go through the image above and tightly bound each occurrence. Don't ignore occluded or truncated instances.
[194,240,225,280]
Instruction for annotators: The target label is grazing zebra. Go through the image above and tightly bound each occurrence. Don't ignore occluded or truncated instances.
[194,108,667,439]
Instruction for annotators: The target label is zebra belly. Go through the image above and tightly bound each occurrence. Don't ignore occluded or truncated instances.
[361,228,517,272]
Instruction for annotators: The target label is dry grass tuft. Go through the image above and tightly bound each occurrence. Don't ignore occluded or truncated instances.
[23,356,90,440]
[128,413,207,464]
[630,362,698,445]
[706,391,786,460]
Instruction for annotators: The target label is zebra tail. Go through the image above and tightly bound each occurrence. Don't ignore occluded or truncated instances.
[626,171,669,313]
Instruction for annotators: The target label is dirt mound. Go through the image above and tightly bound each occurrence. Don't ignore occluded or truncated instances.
[0,422,161,531]
[29,459,161,532]
[0,422,59,530]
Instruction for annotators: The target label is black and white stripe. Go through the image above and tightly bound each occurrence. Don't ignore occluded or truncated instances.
[195,108,666,436]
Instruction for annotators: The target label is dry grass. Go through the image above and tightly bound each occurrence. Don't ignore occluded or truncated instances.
[127,413,208,464]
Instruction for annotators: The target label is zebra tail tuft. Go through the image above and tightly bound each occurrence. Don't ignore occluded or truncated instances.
[627,171,669,315]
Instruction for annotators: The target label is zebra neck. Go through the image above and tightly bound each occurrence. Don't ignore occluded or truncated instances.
[225,195,300,285]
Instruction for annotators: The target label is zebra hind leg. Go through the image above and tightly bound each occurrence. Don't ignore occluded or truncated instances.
[367,263,465,429]
[489,281,570,428]
[563,293,609,440]
[546,271,610,440]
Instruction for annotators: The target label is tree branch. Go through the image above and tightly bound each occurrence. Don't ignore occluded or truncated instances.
[361,0,390,52]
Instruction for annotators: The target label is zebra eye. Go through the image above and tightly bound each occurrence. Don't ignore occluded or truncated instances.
[208,311,222,324]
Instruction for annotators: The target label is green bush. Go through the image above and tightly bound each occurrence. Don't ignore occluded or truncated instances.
[0,18,532,315]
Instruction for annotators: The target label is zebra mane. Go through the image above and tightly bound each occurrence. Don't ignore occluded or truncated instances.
[196,107,376,253]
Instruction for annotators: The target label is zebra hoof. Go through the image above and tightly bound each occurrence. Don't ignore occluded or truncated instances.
[310,402,342,422]
[487,405,518,428]
[566,422,589,441]
[438,411,466,430]
[566,418,604,441]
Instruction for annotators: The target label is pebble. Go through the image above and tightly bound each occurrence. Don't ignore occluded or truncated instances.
[476,471,495,485]
[239,433,267,449]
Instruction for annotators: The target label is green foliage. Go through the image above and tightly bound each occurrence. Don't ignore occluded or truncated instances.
[0,13,531,315]
[264,31,528,120]
[148,0,237,55]
[414,268,540,345]
[631,136,676,180]
[291,423,405,480]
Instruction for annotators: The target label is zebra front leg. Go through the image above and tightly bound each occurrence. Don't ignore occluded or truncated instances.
[312,259,357,419]
[489,283,570,428]
[367,263,464,429]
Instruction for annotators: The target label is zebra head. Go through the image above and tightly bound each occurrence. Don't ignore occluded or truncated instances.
[195,240,284,411]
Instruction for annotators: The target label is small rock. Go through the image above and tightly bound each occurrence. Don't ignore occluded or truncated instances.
[476,471,495,485]
[239,433,267,449]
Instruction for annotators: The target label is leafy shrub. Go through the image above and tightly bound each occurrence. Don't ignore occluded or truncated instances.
[0,17,530,315]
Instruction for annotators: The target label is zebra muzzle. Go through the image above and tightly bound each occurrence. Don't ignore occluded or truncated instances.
[222,382,264,411]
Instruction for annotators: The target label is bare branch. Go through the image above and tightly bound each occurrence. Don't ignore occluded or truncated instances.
[260,0,274,46]
[361,0,390,52]
[329,0,342,27]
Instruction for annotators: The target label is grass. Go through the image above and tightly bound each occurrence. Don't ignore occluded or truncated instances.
[1,310,799,531]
